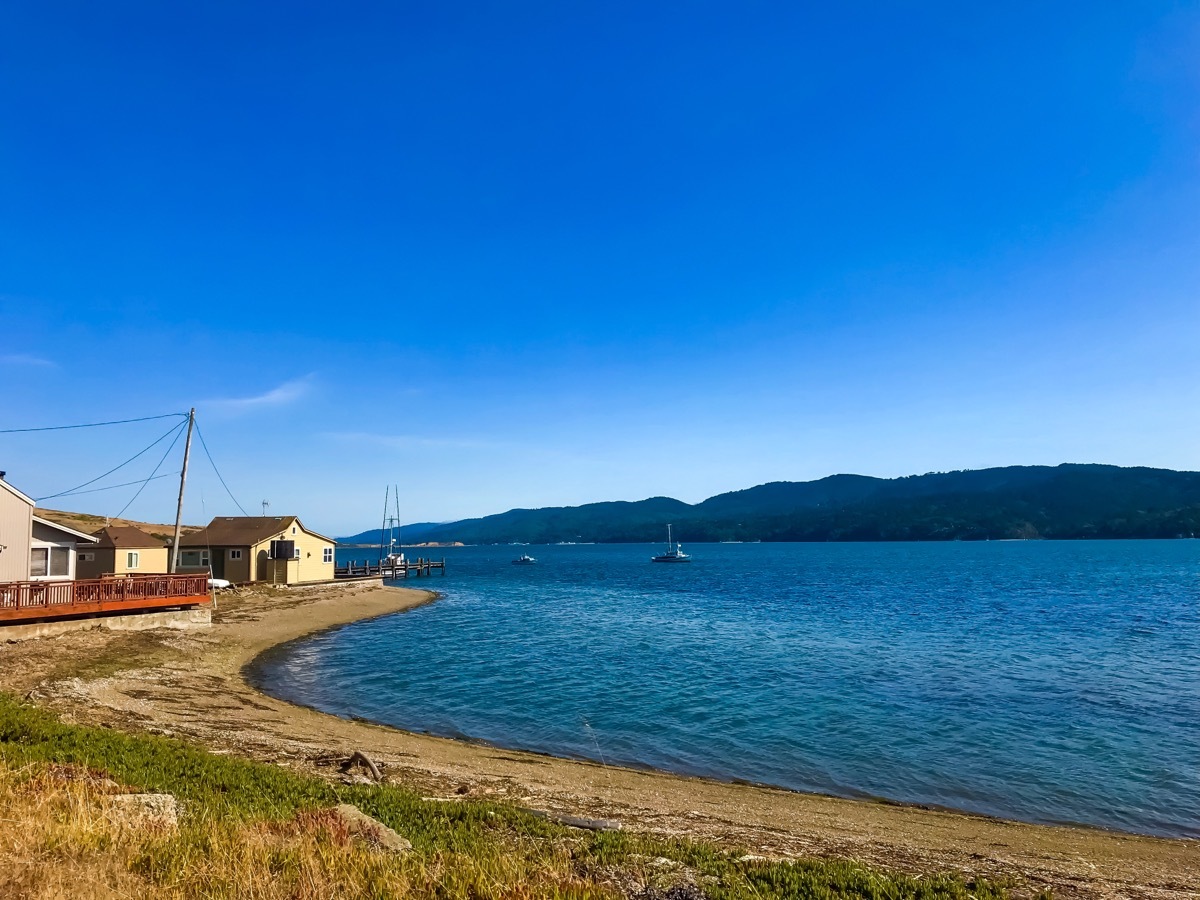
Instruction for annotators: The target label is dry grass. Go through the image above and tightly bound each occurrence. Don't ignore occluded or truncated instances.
[34,509,203,543]
[0,762,149,899]
[0,760,611,900]
[0,695,1019,900]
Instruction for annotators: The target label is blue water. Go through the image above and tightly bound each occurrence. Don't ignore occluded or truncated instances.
[251,542,1200,837]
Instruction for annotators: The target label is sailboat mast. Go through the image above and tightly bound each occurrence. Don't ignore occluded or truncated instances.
[394,485,401,550]
[378,485,390,564]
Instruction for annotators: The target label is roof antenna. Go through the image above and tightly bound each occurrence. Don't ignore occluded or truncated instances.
[262,499,270,517]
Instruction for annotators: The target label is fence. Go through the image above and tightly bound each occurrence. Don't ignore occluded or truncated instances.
[0,573,210,624]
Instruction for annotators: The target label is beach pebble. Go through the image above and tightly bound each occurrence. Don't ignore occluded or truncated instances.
[106,793,179,829]
[332,803,413,854]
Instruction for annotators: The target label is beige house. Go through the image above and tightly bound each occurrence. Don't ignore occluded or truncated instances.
[0,474,98,582]
[76,525,169,580]
[178,516,336,584]
[0,475,35,583]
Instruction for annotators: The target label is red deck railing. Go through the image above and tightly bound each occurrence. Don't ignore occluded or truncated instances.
[0,574,211,624]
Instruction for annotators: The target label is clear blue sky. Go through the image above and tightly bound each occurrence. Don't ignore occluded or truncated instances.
[2,2,1198,535]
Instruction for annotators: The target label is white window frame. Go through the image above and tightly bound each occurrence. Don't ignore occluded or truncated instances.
[230,549,243,560]
[127,551,140,570]
[322,547,333,564]
[30,539,74,581]
[293,546,301,559]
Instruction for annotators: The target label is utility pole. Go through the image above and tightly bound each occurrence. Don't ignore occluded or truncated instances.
[169,408,196,573]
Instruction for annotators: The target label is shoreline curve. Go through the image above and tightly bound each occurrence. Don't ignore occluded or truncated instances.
[10,580,1196,899]
[242,587,1126,836]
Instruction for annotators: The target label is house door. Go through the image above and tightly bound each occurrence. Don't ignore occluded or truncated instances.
[211,549,225,579]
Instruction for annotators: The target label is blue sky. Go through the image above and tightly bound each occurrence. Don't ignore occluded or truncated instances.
[2,2,1199,535]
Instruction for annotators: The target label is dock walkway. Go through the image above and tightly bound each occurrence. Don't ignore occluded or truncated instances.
[334,558,446,579]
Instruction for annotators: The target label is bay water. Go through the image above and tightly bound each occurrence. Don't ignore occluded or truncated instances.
[250,541,1200,837]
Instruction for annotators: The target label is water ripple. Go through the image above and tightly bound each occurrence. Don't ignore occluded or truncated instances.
[250,541,1200,837]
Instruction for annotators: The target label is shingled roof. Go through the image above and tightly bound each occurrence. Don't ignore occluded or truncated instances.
[179,516,334,547]
[90,525,168,549]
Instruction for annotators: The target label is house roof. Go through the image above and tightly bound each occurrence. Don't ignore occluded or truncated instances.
[90,525,168,549]
[179,516,335,548]
[32,516,99,543]
[0,476,35,507]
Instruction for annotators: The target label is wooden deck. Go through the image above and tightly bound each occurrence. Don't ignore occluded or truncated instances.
[0,574,211,625]
[335,558,446,579]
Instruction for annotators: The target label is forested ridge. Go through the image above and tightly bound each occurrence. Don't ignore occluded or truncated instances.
[340,464,1200,544]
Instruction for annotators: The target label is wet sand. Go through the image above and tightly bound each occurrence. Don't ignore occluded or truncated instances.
[2,580,1195,899]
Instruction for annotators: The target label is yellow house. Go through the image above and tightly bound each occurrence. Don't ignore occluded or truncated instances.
[76,525,169,579]
[177,516,335,585]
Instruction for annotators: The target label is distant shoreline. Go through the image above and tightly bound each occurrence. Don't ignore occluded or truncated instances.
[336,541,465,548]
[334,536,1200,547]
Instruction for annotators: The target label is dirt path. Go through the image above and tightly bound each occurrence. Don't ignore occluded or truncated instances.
[2,581,1195,899]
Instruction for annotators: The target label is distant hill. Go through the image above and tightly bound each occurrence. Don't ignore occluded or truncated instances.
[36,508,204,544]
[338,522,447,546]
[340,465,1200,544]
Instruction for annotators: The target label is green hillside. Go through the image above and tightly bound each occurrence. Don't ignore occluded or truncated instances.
[342,464,1200,544]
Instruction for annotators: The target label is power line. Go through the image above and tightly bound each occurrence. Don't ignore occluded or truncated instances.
[194,421,250,517]
[35,420,187,502]
[0,412,188,434]
[113,421,187,520]
[38,473,176,501]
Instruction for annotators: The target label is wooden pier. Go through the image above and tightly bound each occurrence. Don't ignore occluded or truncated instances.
[334,558,446,580]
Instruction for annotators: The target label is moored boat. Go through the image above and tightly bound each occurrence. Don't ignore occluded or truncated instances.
[652,524,691,562]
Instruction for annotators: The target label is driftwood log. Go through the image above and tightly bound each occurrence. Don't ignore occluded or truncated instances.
[521,808,622,831]
[340,750,382,782]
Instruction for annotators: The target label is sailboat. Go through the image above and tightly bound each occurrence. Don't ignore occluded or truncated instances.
[651,524,691,562]
[379,485,406,571]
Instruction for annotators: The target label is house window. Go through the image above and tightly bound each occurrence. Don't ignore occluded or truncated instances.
[127,551,140,569]
[230,549,242,560]
[31,548,48,577]
[50,548,69,576]
[79,552,95,562]
[323,547,333,564]
[293,546,301,559]
[292,526,297,535]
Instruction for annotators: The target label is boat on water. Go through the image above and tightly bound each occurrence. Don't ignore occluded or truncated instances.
[512,553,537,565]
[652,524,691,563]
[379,485,406,570]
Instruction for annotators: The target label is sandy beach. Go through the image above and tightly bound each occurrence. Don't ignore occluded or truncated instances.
[1,580,1194,899]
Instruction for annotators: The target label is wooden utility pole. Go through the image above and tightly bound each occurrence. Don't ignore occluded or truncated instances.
[169,408,196,573]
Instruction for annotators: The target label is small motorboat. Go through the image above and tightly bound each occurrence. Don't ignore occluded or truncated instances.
[652,524,691,562]
[512,554,537,565]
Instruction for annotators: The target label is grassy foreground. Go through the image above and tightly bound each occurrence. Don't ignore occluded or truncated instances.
[0,694,1019,900]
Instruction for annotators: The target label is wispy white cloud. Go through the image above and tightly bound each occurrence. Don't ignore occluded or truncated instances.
[0,353,55,367]
[206,375,315,413]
